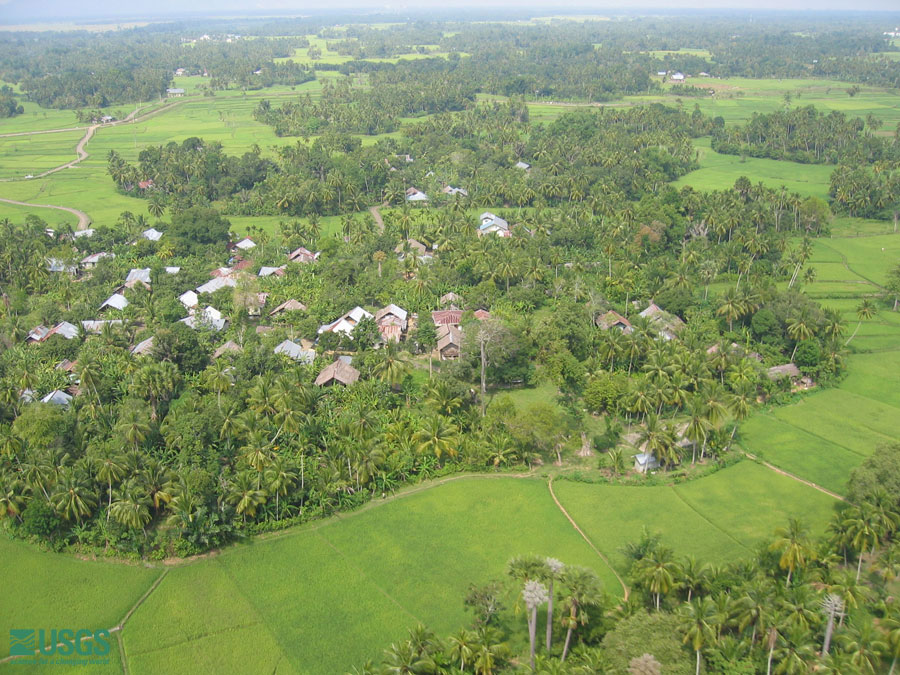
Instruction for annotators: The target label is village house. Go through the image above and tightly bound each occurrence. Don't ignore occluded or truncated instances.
[233,237,256,251]
[477,212,512,238]
[767,363,801,381]
[437,324,463,360]
[258,265,286,278]
[26,325,50,343]
[315,359,360,386]
[406,187,429,202]
[126,268,152,285]
[180,306,227,332]
[41,390,73,407]
[179,290,199,310]
[595,310,633,333]
[213,340,243,360]
[432,309,463,328]
[375,304,408,343]
[395,238,433,263]
[274,340,316,364]
[671,72,685,81]
[639,302,685,340]
[288,246,318,264]
[196,276,237,295]
[439,292,461,307]
[269,299,307,316]
[442,185,468,197]
[633,452,660,474]
[80,252,114,270]
[45,322,80,340]
[515,161,531,171]
[131,337,155,356]
[166,88,186,97]
[318,306,373,337]
[100,293,129,312]
[81,320,122,334]
[473,309,491,321]
[142,227,163,241]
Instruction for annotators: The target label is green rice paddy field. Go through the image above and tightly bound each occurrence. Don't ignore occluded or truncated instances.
[2,467,843,673]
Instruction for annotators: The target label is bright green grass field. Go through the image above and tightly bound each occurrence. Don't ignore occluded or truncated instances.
[672,137,834,199]
[554,461,837,571]
[123,477,618,674]
[739,414,861,495]
[816,235,900,286]
[0,130,83,179]
[0,536,160,659]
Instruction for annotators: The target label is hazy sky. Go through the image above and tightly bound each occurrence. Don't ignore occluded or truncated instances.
[1,0,899,24]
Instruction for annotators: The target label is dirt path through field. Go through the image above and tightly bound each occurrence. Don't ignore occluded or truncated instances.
[547,476,630,599]
[742,452,845,501]
[0,196,91,229]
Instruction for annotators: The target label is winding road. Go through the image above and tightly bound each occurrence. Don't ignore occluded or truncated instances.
[0,100,182,229]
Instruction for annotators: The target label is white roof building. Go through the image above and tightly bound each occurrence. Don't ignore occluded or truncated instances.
[72,229,95,239]
[46,321,80,340]
[258,265,286,277]
[131,337,155,355]
[318,306,374,336]
[126,268,152,285]
[274,340,316,364]
[234,237,256,250]
[100,293,129,311]
[81,252,114,267]
[180,306,227,332]
[142,228,163,241]
[41,390,73,406]
[165,267,181,275]
[196,277,237,295]
[179,290,199,309]
[81,319,123,334]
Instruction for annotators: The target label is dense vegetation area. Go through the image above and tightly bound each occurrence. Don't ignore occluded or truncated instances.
[0,110,849,558]
[3,9,900,673]
[360,451,900,673]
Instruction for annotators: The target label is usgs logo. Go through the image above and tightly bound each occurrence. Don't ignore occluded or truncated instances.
[9,629,111,657]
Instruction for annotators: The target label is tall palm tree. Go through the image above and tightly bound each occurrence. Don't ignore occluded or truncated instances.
[413,416,459,464]
[51,467,97,522]
[559,566,603,662]
[522,580,549,671]
[95,450,126,522]
[680,596,716,675]
[110,479,152,532]
[635,545,680,610]
[845,298,876,346]
[769,518,814,588]
[371,342,412,390]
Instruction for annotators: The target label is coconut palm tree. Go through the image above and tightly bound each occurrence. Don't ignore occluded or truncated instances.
[51,467,97,522]
[680,596,716,675]
[371,342,412,390]
[558,566,603,662]
[413,416,459,464]
[635,545,680,610]
[109,479,152,531]
[95,450,126,522]
[769,518,814,588]
[845,298,876,346]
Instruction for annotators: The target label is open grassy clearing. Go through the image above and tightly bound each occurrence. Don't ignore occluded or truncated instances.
[123,477,618,674]
[816,235,900,286]
[0,536,159,659]
[0,130,84,179]
[674,461,837,539]
[553,461,838,572]
[673,137,834,199]
[739,414,861,495]
[625,78,900,131]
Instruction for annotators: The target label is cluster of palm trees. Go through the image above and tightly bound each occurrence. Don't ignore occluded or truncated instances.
[621,508,900,675]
